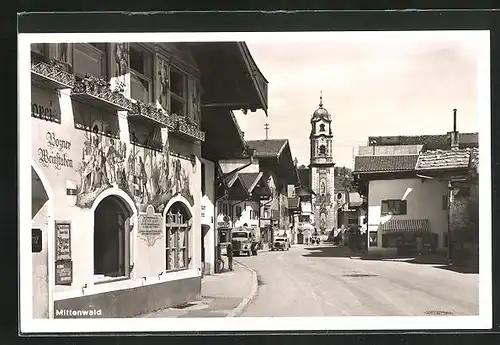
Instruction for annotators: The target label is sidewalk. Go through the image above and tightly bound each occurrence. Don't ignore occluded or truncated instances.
[139,261,257,318]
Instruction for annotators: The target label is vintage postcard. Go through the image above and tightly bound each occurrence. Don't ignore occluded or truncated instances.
[18,30,491,333]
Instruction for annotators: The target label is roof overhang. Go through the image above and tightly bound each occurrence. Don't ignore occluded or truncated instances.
[186,42,268,114]
[259,143,299,186]
[201,108,247,161]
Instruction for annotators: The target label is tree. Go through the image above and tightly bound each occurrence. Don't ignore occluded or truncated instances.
[334,166,354,192]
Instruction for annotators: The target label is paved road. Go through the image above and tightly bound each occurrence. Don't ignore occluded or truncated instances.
[235,244,479,317]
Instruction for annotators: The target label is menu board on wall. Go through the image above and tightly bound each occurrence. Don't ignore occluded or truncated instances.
[55,221,71,261]
[55,260,73,285]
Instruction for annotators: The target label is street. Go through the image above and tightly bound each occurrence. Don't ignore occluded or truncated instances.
[236,244,479,317]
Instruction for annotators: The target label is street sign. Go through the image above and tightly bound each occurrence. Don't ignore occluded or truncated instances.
[287,185,296,198]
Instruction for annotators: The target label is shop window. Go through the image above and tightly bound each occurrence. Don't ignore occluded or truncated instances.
[381,199,407,216]
[319,124,325,132]
[93,196,131,281]
[73,43,106,79]
[130,45,153,104]
[169,66,187,117]
[165,202,191,271]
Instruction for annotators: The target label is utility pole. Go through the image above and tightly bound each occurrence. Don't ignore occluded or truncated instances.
[264,123,270,140]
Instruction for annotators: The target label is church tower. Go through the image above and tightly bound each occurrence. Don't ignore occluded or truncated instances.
[309,92,336,234]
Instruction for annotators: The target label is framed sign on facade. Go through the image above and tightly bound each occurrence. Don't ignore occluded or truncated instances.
[55,260,73,285]
[55,220,71,261]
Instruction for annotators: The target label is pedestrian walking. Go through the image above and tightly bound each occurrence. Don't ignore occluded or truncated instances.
[227,242,234,271]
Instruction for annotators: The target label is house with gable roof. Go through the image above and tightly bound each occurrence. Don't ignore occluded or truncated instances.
[217,138,298,249]
[353,110,479,260]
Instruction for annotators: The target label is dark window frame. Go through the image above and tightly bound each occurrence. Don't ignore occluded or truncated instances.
[381,199,407,216]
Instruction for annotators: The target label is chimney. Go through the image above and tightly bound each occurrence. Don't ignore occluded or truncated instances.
[450,109,459,149]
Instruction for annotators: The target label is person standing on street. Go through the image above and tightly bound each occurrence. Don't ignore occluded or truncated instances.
[227,242,233,271]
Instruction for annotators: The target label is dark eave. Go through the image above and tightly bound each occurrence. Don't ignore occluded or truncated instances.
[202,108,247,161]
[185,42,268,114]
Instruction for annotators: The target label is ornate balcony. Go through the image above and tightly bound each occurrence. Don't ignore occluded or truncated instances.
[128,101,171,127]
[31,59,76,90]
[170,115,206,142]
[71,74,133,112]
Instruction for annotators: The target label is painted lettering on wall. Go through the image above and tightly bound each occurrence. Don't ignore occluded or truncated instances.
[38,132,73,170]
[138,205,163,246]
[32,101,61,123]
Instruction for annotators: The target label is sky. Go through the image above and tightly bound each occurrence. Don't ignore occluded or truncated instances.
[233,31,486,169]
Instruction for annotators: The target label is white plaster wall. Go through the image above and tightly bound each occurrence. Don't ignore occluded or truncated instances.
[233,200,260,229]
[32,200,49,318]
[200,158,215,274]
[219,159,260,174]
[368,178,448,248]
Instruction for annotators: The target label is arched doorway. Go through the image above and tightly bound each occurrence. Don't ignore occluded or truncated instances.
[93,195,132,279]
[32,166,51,318]
[165,202,192,271]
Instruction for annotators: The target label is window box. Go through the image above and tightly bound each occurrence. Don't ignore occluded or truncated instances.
[31,58,76,90]
[72,74,133,112]
[128,100,171,127]
[170,114,206,142]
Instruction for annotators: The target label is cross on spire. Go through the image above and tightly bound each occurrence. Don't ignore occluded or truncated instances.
[319,90,323,107]
[264,123,270,140]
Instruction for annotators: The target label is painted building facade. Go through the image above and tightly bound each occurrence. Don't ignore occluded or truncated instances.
[309,96,336,234]
[29,41,268,318]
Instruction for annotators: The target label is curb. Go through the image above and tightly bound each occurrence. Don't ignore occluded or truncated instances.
[225,261,258,317]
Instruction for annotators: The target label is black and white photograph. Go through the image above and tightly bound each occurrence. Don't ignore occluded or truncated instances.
[18,30,491,333]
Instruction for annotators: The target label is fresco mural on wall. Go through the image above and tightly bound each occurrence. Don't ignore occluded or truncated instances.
[74,129,195,212]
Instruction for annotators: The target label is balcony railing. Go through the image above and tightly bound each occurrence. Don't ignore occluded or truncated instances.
[128,101,172,127]
[31,59,76,89]
[71,74,133,112]
[170,115,206,142]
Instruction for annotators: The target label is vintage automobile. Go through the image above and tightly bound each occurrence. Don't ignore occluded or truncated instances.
[231,226,259,256]
[271,236,290,251]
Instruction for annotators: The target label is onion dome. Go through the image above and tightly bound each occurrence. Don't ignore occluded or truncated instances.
[311,93,331,122]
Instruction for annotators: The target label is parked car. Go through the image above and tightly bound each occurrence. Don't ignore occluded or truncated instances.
[271,237,290,251]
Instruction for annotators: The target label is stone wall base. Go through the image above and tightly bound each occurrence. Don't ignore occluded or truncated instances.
[54,277,201,318]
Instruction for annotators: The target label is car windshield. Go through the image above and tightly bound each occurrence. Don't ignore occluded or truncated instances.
[275,238,285,242]
[233,232,248,239]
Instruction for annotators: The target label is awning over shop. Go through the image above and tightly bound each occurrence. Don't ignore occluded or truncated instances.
[186,42,268,113]
[380,219,430,233]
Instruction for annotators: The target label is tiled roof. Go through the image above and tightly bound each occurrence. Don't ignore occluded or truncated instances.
[246,139,288,158]
[353,155,419,173]
[368,132,478,150]
[415,147,479,171]
[297,167,311,188]
[238,172,262,193]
